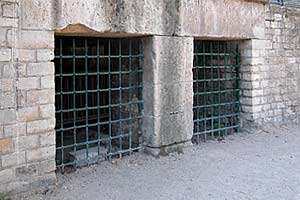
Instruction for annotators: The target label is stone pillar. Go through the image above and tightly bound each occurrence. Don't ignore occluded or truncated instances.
[142,36,194,156]
[240,39,267,128]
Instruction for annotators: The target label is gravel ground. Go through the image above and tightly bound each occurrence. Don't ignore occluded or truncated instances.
[18,125,300,200]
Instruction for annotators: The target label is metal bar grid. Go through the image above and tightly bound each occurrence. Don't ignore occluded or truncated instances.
[192,40,241,143]
[54,37,143,171]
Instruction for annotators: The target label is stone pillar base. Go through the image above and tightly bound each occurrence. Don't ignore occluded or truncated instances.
[143,141,193,157]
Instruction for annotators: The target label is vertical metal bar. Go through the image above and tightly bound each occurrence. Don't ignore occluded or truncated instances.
[217,41,221,138]
[210,42,214,138]
[118,39,122,158]
[195,41,200,142]
[203,42,207,140]
[84,39,89,164]
[223,43,228,136]
[128,40,133,153]
[236,44,241,132]
[72,38,77,166]
[96,39,101,158]
[59,38,64,171]
[229,45,234,132]
[108,39,112,160]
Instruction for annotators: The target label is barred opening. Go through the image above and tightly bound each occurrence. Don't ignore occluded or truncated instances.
[54,37,143,171]
[193,40,241,143]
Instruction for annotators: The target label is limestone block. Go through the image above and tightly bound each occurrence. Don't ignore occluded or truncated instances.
[0,91,15,109]
[0,109,16,124]
[0,18,18,28]
[0,168,15,184]
[17,77,40,90]
[0,78,14,91]
[143,112,193,147]
[1,63,15,78]
[21,0,53,30]
[3,122,26,137]
[142,36,193,85]
[26,89,55,106]
[0,138,13,155]
[17,30,54,49]
[14,134,39,151]
[41,75,54,89]
[176,0,265,38]
[1,151,26,168]
[143,82,193,117]
[16,49,35,62]
[36,49,54,62]
[39,131,55,147]
[17,106,39,122]
[0,48,12,62]
[27,62,54,77]
[2,3,17,18]
[25,145,55,163]
[26,118,55,134]
[39,104,55,119]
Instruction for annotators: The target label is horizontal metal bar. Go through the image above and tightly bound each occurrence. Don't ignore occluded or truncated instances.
[194,89,240,96]
[193,77,239,83]
[55,70,142,77]
[55,55,143,59]
[55,85,143,95]
[55,101,143,113]
[193,125,240,136]
[193,113,239,123]
[56,116,142,132]
[193,101,240,109]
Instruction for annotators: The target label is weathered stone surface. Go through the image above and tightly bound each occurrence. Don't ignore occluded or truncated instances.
[0,109,16,124]
[176,0,265,38]
[26,146,55,163]
[144,82,193,117]
[0,138,13,155]
[142,36,193,85]
[17,31,54,49]
[1,151,26,168]
[14,134,40,151]
[17,106,39,122]
[0,91,15,109]
[142,36,193,149]
[0,168,15,184]
[26,119,55,134]
[143,112,193,147]
[27,62,54,77]
[22,0,265,38]
[26,89,55,106]
[3,122,26,137]
[17,77,40,90]
[0,48,12,61]
[21,0,53,30]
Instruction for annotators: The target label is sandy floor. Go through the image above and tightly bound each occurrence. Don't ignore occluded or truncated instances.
[19,125,300,200]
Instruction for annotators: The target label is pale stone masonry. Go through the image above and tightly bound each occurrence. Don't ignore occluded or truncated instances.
[0,0,299,195]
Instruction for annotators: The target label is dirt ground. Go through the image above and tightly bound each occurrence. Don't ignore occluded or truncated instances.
[17,125,300,200]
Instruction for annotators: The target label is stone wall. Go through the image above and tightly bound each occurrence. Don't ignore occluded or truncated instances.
[4,0,300,196]
[0,0,56,194]
[240,4,300,126]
